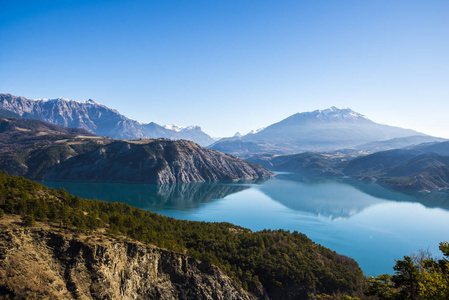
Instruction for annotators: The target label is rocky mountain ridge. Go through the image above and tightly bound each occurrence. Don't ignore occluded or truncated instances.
[0,93,215,146]
[46,139,273,184]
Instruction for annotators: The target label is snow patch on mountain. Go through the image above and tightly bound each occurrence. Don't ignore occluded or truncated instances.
[164,124,183,132]
[163,124,201,132]
[309,106,370,121]
[246,127,266,135]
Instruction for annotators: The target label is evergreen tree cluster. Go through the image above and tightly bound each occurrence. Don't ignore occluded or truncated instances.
[366,242,449,299]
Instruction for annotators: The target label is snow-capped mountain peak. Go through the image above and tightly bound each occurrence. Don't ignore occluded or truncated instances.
[163,124,184,132]
[163,124,201,132]
[34,97,99,106]
[309,106,370,121]
[246,127,266,135]
[183,125,200,131]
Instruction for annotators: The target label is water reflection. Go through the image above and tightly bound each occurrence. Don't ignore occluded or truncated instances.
[339,177,449,211]
[259,173,386,219]
[44,181,250,211]
[261,173,449,219]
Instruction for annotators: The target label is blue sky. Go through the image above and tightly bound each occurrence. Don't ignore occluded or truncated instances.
[1,0,448,138]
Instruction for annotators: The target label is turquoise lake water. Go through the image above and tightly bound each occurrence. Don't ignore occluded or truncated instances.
[43,173,449,276]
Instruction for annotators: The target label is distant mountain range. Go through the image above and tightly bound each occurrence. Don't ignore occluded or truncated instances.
[210,106,443,156]
[3,93,445,159]
[0,93,215,146]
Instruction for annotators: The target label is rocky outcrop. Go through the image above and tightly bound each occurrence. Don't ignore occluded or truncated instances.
[0,93,215,146]
[46,139,274,184]
[0,216,252,300]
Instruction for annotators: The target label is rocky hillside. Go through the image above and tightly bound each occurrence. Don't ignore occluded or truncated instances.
[0,215,251,300]
[46,139,274,184]
[0,93,215,146]
[0,116,272,183]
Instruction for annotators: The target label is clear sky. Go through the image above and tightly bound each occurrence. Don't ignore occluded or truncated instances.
[1,0,448,138]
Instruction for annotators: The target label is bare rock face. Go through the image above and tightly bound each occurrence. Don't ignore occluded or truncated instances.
[0,217,252,300]
[45,140,274,184]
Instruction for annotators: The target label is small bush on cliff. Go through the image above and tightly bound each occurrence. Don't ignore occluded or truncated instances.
[23,214,35,226]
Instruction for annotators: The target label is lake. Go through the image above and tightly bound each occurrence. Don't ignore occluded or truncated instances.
[43,172,449,276]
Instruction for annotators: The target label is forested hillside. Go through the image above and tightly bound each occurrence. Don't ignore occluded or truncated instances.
[0,172,367,299]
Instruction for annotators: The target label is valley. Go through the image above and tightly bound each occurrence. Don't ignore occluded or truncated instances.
[1,93,449,299]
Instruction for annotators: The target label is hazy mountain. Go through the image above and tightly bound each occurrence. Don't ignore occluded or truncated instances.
[342,149,424,176]
[210,106,428,156]
[409,141,449,156]
[354,135,446,153]
[0,93,215,146]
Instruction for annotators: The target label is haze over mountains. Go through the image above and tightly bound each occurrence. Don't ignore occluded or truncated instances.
[2,93,445,160]
[210,106,442,156]
[0,93,215,146]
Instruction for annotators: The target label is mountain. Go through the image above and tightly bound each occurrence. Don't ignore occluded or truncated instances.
[345,150,449,192]
[210,106,430,156]
[0,93,215,146]
[354,135,447,153]
[409,141,449,156]
[46,139,273,184]
[0,115,272,183]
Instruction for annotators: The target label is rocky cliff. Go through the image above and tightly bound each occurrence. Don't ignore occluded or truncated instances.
[0,216,252,300]
[46,139,274,184]
[0,93,215,146]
